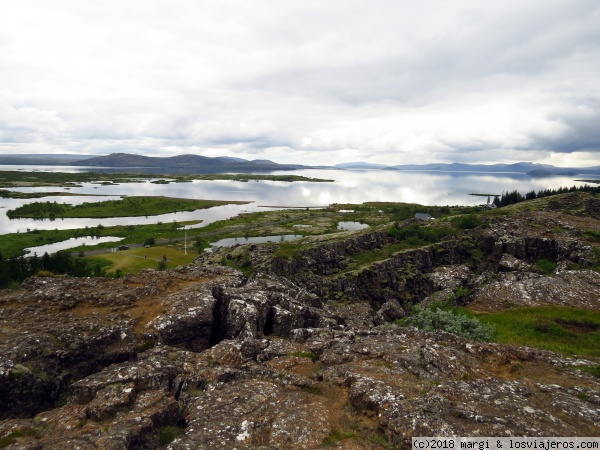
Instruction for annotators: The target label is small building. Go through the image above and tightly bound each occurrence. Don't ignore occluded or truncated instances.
[480,195,498,209]
[415,213,434,221]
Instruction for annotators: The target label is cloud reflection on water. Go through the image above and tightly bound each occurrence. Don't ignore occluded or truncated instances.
[0,169,590,235]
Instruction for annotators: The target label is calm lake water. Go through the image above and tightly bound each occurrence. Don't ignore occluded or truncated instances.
[209,234,303,249]
[25,236,124,255]
[338,221,369,231]
[0,167,595,236]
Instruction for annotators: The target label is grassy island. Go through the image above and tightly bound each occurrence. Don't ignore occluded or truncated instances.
[0,189,90,199]
[6,196,247,219]
[0,170,334,188]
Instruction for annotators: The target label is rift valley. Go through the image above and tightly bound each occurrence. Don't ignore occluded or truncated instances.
[0,189,599,449]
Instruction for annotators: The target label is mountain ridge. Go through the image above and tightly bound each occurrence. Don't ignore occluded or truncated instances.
[68,153,312,173]
[1,153,599,176]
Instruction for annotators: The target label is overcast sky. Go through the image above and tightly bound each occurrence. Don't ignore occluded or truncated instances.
[1,1,599,166]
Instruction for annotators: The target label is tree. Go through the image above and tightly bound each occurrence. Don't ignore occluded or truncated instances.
[194,237,206,254]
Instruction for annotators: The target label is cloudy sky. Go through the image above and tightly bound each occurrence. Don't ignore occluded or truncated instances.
[1,1,599,166]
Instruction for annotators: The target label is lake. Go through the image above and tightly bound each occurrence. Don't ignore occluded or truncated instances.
[25,236,124,255]
[209,234,303,249]
[0,167,595,236]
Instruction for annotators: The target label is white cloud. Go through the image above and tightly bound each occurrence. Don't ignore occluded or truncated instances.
[0,0,599,166]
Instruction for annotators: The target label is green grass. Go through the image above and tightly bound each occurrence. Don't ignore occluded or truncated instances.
[451,214,482,230]
[0,221,203,259]
[334,242,406,275]
[536,258,558,275]
[290,351,318,362]
[300,384,323,395]
[0,228,91,259]
[0,199,482,263]
[574,365,600,378]
[584,230,600,243]
[467,306,600,358]
[338,201,479,223]
[322,429,358,446]
[0,428,41,448]
[336,234,457,276]
[591,247,600,273]
[388,223,456,243]
[219,250,253,276]
[274,242,303,258]
[86,246,197,275]
[157,425,185,446]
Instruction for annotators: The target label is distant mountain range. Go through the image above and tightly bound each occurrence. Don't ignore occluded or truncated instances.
[68,153,321,173]
[336,161,600,176]
[0,153,93,166]
[0,153,599,177]
[0,153,314,173]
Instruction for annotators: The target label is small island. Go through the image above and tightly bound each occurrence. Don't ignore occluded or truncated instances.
[0,171,334,189]
[6,196,248,219]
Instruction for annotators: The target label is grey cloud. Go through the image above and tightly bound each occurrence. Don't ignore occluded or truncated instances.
[1,1,599,166]
[239,1,600,106]
[534,105,600,154]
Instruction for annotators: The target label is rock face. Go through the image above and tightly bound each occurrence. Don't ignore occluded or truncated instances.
[1,327,598,449]
[1,194,599,448]
[0,266,344,421]
[261,230,473,305]
[231,206,599,314]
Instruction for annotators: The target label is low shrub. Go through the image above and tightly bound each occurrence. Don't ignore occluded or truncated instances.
[536,258,557,275]
[388,223,452,245]
[452,214,482,230]
[157,426,185,445]
[401,305,493,342]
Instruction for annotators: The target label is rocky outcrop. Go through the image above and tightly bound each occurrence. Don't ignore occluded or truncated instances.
[1,195,599,448]
[470,269,600,311]
[245,231,477,306]
[1,327,598,448]
[260,208,600,311]
[0,268,342,420]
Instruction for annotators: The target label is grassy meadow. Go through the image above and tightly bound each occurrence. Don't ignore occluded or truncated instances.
[87,245,197,275]
[463,306,600,358]
[0,221,202,259]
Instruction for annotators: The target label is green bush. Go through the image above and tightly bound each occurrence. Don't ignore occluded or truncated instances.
[536,258,557,275]
[194,237,207,253]
[452,214,482,230]
[402,305,493,342]
[157,425,185,445]
[388,223,452,245]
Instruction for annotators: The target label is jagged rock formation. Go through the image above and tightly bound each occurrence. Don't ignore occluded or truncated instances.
[1,193,599,448]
